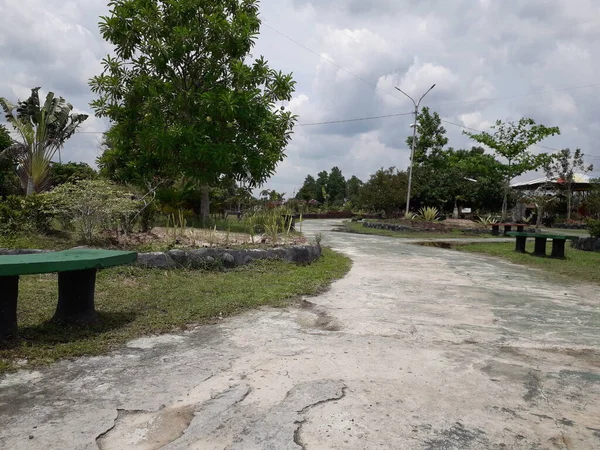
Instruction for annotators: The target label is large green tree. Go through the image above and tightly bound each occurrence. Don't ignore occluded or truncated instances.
[1,88,88,195]
[315,170,329,204]
[406,107,448,164]
[327,166,347,206]
[464,118,560,220]
[50,162,97,187]
[295,175,318,202]
[544,148,593,219]
[91,0,297,223]
[0,124,21,196]
[359,167,408,216]
[346,175,364,208]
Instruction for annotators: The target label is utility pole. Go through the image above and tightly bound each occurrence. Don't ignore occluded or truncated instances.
[395,84,436,217]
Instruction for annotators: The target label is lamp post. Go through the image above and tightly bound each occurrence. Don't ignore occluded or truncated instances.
[395,84,436,217]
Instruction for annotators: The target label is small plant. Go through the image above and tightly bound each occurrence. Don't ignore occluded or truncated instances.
[415,206,440,222]
[476,215,500,226]
[587,218,600,238]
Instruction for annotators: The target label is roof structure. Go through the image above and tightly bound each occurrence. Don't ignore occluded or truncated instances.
[511,173,594,191]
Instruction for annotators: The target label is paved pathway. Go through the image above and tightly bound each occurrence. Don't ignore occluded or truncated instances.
[1,220,599,449]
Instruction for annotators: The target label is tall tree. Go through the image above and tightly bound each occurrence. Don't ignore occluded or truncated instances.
[464,118,560,220]
[90,0,297,224]
[1,88,88,195]
[406,107,448,164]
[346,175,364,207]
[544,148,593,220]
[0,125,20,196]
[295,175,318,201]
[327,166,347,206]
[359,167,408,216]
[315,170,329,204]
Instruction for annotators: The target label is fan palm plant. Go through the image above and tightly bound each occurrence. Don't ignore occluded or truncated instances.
[0,87,88,195]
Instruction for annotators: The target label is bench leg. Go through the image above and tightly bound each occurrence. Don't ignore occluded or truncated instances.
[504,225,512,235]
[0,276,19,342]
[53,269,98,324]
[515,236,527,253]
[534,237,547,256]
[551,239,567,259]
[517,225,524,232]
[491,225,500,236]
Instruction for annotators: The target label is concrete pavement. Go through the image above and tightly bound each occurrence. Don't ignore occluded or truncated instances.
[1,219,599,449]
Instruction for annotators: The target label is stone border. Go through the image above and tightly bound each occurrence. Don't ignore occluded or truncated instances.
[136,245,322,269]
[570,237,599,252]
[361,221,492,235]
[0,245,323,270]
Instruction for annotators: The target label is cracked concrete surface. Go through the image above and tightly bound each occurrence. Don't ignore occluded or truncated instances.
[1,219,600,449]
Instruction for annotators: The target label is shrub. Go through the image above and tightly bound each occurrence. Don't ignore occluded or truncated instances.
[0,194,54,236]
[47,180,143,242]
[414,206,440,222]
[587,219,600,239]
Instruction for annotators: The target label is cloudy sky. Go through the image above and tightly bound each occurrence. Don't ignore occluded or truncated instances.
[2,0,600,196]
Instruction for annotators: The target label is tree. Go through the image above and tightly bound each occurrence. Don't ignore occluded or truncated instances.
[544,148,593,220]
[411,147,504,213]
[296,175,318,201]
[51,162,97,187]
[0,124,21,197]
[327,166,346,206]
[346,175,364,208]
[359,167,408,216]
[315,170,329,204]
[90,0,297,224]
[406,107,448,164]
[0,88,88,195]
[464,118,560,220]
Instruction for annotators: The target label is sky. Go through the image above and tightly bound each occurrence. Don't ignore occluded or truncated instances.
[1,0,600,197]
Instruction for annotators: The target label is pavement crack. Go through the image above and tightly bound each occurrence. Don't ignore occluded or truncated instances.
[298,385,347,414]
[293,419,307,450]
[532,370,572,450]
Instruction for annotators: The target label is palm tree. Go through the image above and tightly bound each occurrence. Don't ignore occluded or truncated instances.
[0,88,88,195]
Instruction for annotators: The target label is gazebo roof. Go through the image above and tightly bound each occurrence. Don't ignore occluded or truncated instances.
[511,173,593,191]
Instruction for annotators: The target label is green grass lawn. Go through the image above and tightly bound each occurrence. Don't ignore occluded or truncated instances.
[0,248,351,375]
[455,240,600,284]
[336,221,494,239]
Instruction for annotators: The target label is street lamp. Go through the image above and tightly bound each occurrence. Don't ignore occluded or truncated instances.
[395,84,436,217]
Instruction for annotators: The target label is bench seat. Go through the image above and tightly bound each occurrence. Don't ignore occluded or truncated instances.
[505,232,579,259]
[0,249,137,341]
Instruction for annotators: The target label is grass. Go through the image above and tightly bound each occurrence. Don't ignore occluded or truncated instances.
[336,221,494,239]
[0,248,351,375]
[455,240,600,284]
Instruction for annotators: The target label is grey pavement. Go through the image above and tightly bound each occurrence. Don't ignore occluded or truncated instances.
[1,219,599,449]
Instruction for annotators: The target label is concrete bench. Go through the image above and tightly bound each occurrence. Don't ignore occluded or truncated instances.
[491,223,525,236]
[505,232,579,259]
[0,248,137,341]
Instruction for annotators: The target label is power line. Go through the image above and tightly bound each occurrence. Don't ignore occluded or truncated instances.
[297,112,413,127]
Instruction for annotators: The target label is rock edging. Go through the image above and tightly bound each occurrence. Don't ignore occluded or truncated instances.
[570,237,598,252]
[133,245,323,269]
[0,245,323,270]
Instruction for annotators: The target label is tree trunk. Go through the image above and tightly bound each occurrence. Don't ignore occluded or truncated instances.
[26,176,34,196]
[536,205,543,229]
[567,189,572,220]
[501,179,509,222]
[201,184,210,226]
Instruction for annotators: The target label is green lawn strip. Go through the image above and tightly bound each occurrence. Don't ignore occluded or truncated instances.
[0,248,351,374]
[454,241,600,285]
[336,221,493,239]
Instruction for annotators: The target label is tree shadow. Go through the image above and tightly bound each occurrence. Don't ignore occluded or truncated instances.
[4,310,138,348]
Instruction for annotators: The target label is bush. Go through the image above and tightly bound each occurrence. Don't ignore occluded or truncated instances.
[0,194,54,236]
[414,206,440,222]
[587,219,600,238]
[46,180,143,242]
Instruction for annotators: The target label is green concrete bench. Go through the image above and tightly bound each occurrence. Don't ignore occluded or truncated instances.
[505,232,579,259]
[0,248,137,341]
